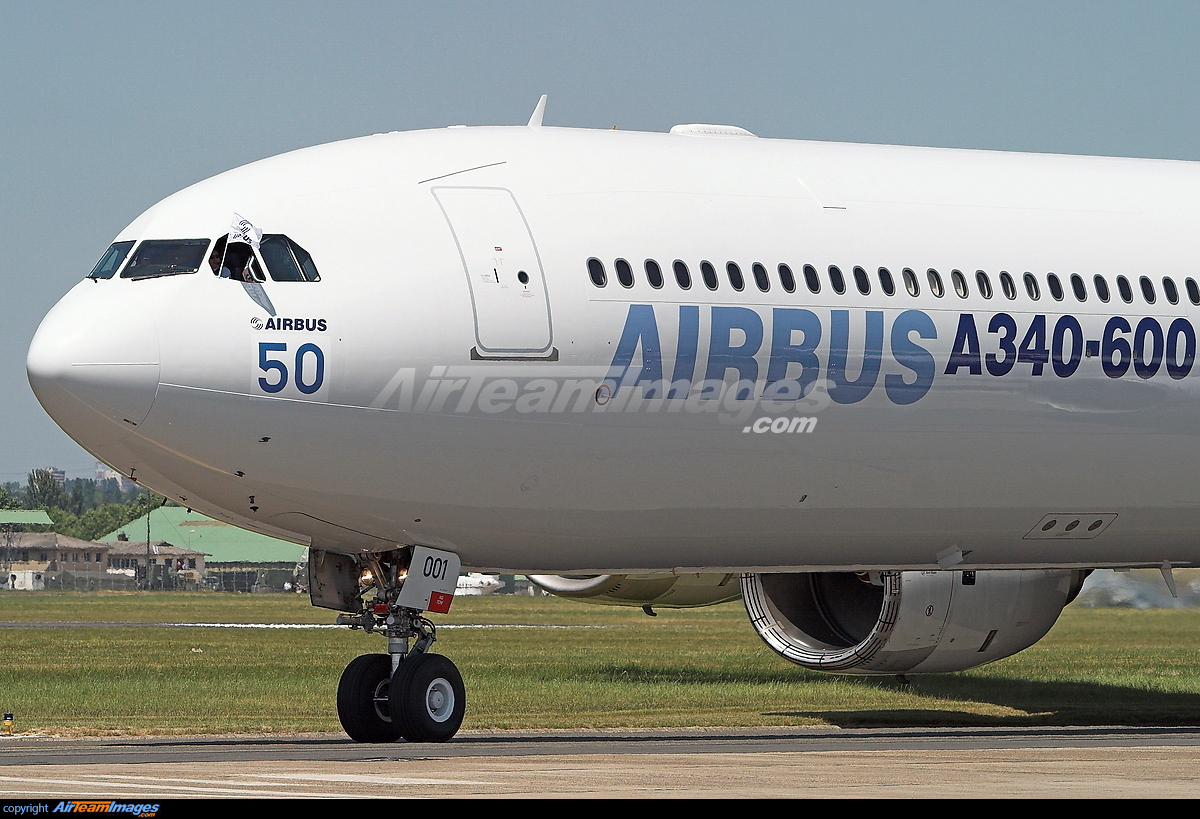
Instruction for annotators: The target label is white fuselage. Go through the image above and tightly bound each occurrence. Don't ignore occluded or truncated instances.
[27,125,1200,573]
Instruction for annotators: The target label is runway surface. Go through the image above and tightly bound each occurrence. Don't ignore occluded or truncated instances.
[3,726,1200,798]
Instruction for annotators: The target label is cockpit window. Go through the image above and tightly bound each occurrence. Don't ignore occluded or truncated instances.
[209,235,259,281]
[121,239,210,279]
[87,241,135,279]
[210,234,320,282]
[258,235,320,281]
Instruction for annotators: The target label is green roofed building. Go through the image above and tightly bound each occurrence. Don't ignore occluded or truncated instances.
[103,506,307,592]
[0,511,54,526]
[104,506,305,563]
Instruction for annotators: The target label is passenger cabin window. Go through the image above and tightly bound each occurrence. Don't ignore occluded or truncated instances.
[1070,273,1086,301]
[1187,277,1200,305]
[752,263,770,292]
[1024,273,1040,300]
[1140,276,1156,304]
[587,258,606,287]
[726,262,745,291]
[644,259,664,288]
[615,259,634,288]
[700,261,719,290]
[1163,277,1179,305]
[1117,275,1133,303]
[122,239,209,279]
[976,270,992,299]
[778,264,796,293]
[828,265,846,294]
[999,271,1016,299]
[927,269,944,297]
[803,264,821,293]
[1047,273,1064,301]
[1094,275,1110,302]
[903,268,919,296]
[878,267,895,296]
[673,260,692,289]
[951,269,968,298]
[88,241,135,279]
[853,266,870,295]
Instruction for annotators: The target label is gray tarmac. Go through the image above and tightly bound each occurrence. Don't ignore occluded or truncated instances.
[3,726,1200,798]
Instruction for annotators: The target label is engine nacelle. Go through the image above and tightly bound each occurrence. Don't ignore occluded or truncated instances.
[742,569,1089,674]
[528,573,741,608]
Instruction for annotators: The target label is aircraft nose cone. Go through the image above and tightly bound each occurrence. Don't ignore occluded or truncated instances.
[28,289,160,435]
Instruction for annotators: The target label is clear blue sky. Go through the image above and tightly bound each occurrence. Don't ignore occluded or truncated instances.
[4,0,1200,483]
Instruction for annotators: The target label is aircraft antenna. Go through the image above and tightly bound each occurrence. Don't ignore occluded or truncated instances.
[527,95,547,128]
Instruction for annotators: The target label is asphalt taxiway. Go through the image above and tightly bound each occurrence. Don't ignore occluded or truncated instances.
[3,726,1200,798]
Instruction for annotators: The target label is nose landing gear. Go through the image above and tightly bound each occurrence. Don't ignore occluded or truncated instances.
[317,546,465,743]
[335,610,466,743]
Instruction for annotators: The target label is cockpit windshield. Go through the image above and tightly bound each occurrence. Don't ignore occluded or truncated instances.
[258,235,320,282]
[120,239,210,280]
[87,241,135,279]
[209,234,320,282]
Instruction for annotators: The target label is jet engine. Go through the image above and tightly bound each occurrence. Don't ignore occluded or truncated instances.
[742,569,1089,674]
[528,572,741,608]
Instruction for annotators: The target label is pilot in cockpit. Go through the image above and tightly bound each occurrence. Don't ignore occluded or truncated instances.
[209,237,257,281]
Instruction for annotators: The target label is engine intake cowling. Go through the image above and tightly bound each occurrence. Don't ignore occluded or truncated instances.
[528,573,741,608]
[742,569,1088,674]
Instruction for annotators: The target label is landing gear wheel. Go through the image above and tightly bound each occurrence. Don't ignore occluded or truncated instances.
[390,652,466,742]
[337,654,401,742]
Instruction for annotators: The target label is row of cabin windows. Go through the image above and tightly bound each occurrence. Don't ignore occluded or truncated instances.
[587,258,1200,307]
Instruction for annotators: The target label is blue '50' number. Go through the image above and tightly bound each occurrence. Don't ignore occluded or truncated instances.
[258,342,325,394]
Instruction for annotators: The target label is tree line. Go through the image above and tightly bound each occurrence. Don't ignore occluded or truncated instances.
[1,469,172,541]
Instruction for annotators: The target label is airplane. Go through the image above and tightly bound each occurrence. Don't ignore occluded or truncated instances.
[26,95,1200,743]
[455,572,504,595]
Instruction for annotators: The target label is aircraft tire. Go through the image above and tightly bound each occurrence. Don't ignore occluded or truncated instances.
[390,652,466,742]
[336,654,401,743]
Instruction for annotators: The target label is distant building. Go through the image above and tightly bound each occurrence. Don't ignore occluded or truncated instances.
[104,507,306,592]
[8,570,44,591]
[104,539,207,580]
[1,532,109,571]
[44,467,66,487]
[94,462,136,493]
[0,531,206,591]
[1,532,111,590]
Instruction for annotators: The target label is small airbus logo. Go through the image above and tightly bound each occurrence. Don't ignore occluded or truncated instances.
[251,317,328,331]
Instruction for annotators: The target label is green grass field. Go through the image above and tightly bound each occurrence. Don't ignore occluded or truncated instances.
[2,591,1200,736]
